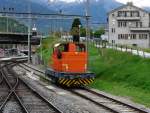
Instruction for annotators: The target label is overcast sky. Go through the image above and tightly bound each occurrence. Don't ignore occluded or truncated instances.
[48,0,150,7]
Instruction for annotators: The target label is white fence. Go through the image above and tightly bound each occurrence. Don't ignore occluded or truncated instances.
[93,40,150,58]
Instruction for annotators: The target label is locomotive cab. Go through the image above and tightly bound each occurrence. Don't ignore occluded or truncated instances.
[51,43,87,73]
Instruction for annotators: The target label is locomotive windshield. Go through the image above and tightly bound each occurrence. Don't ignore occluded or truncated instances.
[76,44,86,52]
[54,43,69,52]
[53,43,86,53]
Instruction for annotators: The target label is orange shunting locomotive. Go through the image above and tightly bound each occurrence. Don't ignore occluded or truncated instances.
[46,40,95,87]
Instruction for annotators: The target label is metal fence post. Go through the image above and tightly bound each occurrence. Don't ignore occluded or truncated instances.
[121,45,122,51]
[137,49,139,56]
[143,51,145,58]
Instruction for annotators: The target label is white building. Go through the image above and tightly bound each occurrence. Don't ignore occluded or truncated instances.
[108,2,150,48]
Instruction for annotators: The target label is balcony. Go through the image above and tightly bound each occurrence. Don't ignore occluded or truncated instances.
[130,27,150,32]
[116,16,141,20]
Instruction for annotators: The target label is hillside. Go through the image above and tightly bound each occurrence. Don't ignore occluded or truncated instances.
[0,0,56,34]
[0,0,122,31]
[41,0,122,22]
[0,0,55,13]
[1,0,150,33]
[89,45,150,107]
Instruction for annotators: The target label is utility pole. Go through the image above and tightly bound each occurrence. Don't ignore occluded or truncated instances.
[28,0,31,63]
[85,0,90,70]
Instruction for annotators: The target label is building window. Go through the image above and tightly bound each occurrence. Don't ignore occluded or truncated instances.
[118,11,126,17]
[126,11,130,17]
[132,34,136,39]
[139,34,147,39]
[140,22,142,27]
[118,11,139,17]
[131,11,139,17]
[123,22,127,27]
[112,28,115,33]
[118,21,127,27]
[118,34,137,40]
[112,13,114,17]
[118,34,120,39]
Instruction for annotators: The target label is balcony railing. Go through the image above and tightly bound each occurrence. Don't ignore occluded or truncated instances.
[129,27,150,31]
[116,16,141,20]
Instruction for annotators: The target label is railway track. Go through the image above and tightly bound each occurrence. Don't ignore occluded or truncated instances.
[0,63,62,113]
[70,89,149,113]
[19,63,150,113]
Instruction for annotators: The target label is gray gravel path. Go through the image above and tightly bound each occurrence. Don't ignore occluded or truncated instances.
[14,66,112,113]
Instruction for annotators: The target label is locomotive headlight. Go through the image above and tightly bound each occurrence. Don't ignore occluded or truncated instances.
[62,64,69,71]
[75,52,79,55]
[85,64,87,70]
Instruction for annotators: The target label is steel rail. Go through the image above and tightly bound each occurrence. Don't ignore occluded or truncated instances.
[20,63,150,113]
[70,90,120,113]
[18,76,63,113]
[0,67,29,113]
[83,88,149,113]
[10,66,62,113]
[1,64,63,113]
[20,63,45,74]
[20,64,119,113]
[0,73,3,84]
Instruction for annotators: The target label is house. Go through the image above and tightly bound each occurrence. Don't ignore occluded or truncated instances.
[108,2,150,48]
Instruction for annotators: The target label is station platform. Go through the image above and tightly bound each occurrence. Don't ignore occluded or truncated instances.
[0,56,28,62]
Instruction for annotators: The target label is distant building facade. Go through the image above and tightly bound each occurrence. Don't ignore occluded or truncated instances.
[108,2,150,48]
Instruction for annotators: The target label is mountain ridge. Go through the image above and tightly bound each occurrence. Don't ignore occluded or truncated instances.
[1,0,150,33]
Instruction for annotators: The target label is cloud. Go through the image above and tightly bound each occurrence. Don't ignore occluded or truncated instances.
[115,0,150,7]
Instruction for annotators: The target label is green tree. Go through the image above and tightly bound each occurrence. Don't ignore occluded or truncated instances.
[71,18,82,42]
[94,27,105,38]
[80,27,93,38]
[71,18,82,29]
[80,27,86,37]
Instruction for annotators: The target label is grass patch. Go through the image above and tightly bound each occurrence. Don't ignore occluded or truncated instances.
[115,44,150,53]
[37,36,60,65]
[89,45,150,107]
[38,38,150,107]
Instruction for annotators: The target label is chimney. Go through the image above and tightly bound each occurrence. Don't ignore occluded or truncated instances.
[127,2,133,6]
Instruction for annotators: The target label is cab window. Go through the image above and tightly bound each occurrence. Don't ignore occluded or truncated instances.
[76,44,86,52]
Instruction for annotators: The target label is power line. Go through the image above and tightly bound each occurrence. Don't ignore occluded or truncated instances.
[0,12,91,19]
